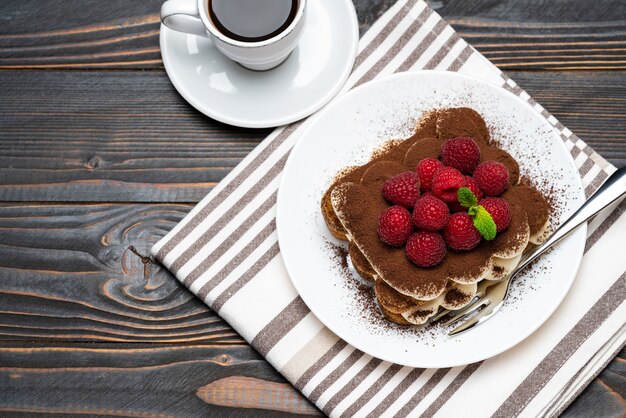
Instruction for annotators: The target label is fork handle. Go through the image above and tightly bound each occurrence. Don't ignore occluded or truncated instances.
[515,166,626,274]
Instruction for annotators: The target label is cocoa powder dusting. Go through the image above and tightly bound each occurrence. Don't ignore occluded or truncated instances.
[326,240,350,276]
[325,240,378,322]
[325,240,465,344]
[444,288,467,306]
[414,309,432,317]
[321,107,555,338]
[333,123,544,298]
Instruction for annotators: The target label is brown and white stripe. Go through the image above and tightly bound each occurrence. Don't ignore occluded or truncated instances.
[152,1,625,417]
[492,276,625,418]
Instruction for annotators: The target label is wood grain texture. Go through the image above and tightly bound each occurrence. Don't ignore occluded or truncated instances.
[0,201,321,415]
[0,203,233,343]
[0,0,163,69]
[0,343,320,417]
[434,0,626,70]
[509,71,626,167]
[0,70,624,203]
[0,0,624,70]
[197,376,320,415]
[0,70,270,202]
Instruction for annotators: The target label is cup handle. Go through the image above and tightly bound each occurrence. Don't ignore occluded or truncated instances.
[161,0,210,38]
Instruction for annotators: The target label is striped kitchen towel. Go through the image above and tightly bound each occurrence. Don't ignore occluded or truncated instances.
[152,0,626,416]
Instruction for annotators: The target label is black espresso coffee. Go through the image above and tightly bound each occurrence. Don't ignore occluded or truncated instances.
[208,0,298,43]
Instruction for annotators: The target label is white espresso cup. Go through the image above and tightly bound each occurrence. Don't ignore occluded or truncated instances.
[161,0,307,71]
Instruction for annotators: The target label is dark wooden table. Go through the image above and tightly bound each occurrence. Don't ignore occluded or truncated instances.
[0,0,624,416]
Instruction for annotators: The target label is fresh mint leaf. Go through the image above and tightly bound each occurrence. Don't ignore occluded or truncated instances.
[457,187,478,209]
[473,205,497,241]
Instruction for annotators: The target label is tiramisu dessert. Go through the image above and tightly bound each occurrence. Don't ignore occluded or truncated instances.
[321,108,550,325]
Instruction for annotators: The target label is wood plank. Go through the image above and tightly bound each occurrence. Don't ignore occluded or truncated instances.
[0,342,320,417]
[509,71,626,167]
[0,0,624,70]
[0,70,624,203]
[437,0,626,70]
[0,70,269,202]
[0,0,163,69]
[0,341,621,416]
[0,203,237,343]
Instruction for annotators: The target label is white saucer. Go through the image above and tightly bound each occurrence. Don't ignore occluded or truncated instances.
[159,0,359,128]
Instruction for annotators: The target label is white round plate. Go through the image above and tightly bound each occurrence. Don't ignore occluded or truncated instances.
[276,71,586,368]
[159,0,358,128]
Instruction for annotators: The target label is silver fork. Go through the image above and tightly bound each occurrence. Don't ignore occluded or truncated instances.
[438,166,626,336]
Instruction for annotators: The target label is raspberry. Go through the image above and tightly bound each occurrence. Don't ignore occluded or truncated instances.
[449,176,483,212]
[480,197,511,232]
[443,212,482,251]
[441,137,481,174]
[383,171,420,209]
[378,206,413,246]
[416,158,444,192]
[465,176,483,201]
[431,167,466,203]
[405,231,447,267]
[412,195,449,231]
[473,161,509,197]
[448,202,464,213]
